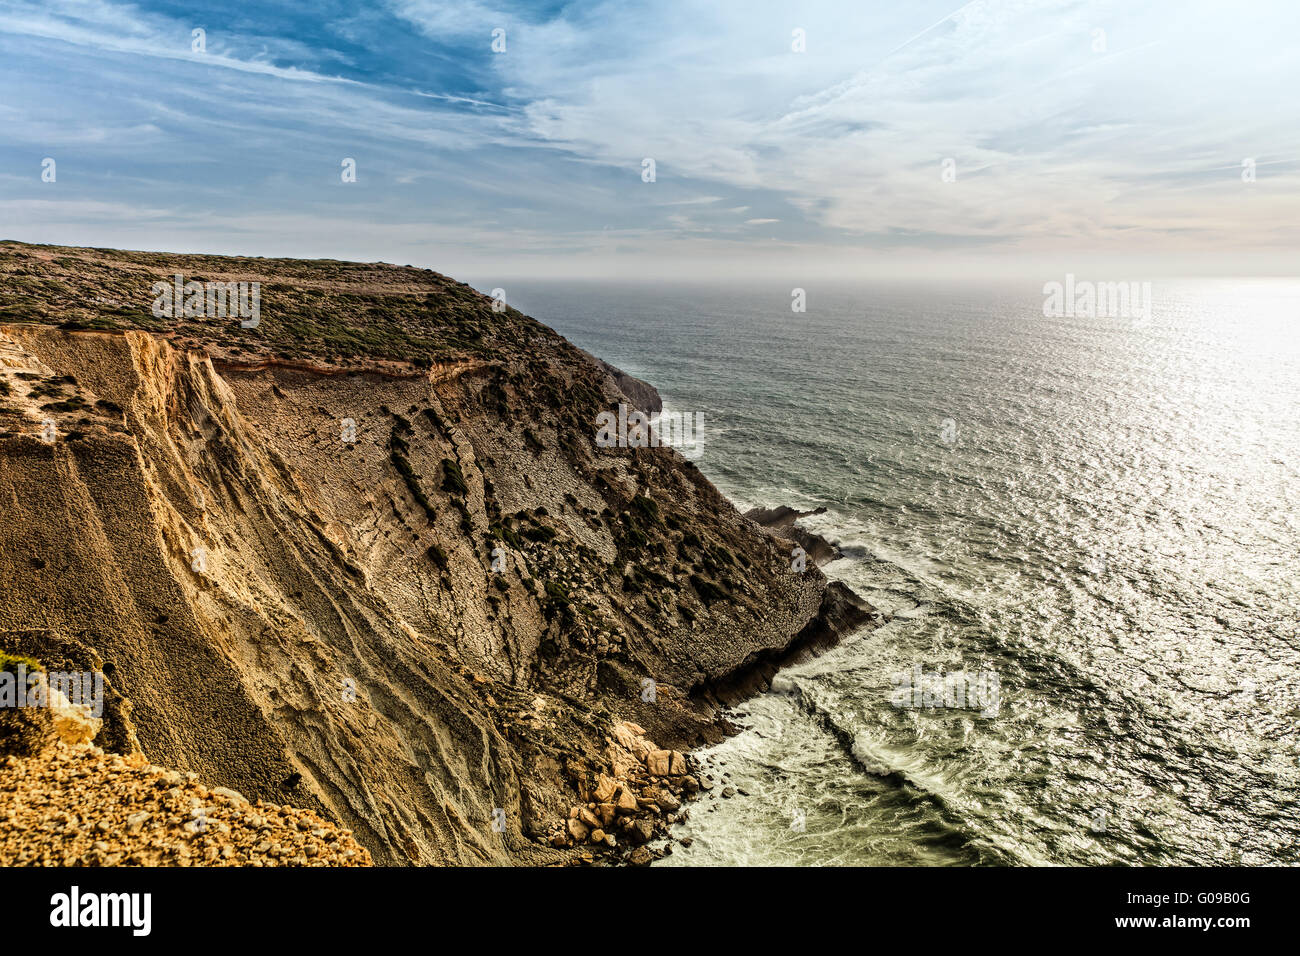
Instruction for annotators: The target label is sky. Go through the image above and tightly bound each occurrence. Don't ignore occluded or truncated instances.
[1,0,1298,280]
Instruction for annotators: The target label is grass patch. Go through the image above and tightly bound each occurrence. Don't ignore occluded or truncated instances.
[441,458,468,497]
[0,650,42,674]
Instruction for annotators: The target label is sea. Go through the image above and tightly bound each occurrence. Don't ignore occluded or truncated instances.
[491,278,1300,866]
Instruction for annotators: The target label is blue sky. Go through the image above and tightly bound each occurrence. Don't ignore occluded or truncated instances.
[1,0,1298,279]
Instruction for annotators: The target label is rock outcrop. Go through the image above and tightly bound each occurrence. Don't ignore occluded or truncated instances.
[0,240,880,865]
[745,505,843,567]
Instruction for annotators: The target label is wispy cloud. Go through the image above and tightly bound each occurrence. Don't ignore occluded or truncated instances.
[1,0,1297,277]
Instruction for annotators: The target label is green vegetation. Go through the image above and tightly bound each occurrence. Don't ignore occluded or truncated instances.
[389,423,435,523]
[0,241,547,367]
[521,524,557,543]
[489,522,523,550]
[440,458,468,497]
[0,650,42,674]
[542,580,573,624]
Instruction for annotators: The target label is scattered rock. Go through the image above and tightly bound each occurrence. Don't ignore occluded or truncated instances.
[0,742,371,867]
[48,686,102,747]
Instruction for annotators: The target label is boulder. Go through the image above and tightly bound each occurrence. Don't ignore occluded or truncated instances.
[628,818,655,845]
[49,685,101,747]
[593,773,618,803]
[610,721,652,758]
[615,787,638,814]
[655,790,681,812]
[645,750,673,776]
[567,818,590,842]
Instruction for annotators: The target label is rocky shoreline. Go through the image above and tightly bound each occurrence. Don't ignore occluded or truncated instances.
[552,513,881,866]
[547,721,698,866]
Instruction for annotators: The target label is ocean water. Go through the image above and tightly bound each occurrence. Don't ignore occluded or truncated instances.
[498,278,1300,866]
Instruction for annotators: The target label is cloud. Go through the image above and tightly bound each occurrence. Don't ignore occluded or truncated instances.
[1,0,1298,277]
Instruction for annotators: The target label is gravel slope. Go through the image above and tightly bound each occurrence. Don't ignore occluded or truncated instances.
[0,742,371,866]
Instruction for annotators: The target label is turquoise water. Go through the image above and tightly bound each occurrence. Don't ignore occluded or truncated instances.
[499,278,1300,866]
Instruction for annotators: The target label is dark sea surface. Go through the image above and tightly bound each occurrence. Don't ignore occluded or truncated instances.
[493,278,1300,865]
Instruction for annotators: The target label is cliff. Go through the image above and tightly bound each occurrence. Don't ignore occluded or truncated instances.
[0,240,876,865]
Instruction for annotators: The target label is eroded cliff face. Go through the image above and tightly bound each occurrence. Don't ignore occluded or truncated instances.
[0,242,870,865]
